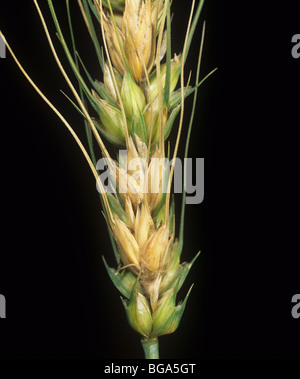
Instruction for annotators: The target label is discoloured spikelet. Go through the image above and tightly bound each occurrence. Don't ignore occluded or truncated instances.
[103,0,157,83]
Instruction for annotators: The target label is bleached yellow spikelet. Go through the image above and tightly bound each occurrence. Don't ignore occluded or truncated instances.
[134,201,155,249]
[112,215,140,271]
[102,0,157,83]
[142,223,171,275]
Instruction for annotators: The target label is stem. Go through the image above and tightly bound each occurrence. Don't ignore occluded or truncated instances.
[141,338,159,359]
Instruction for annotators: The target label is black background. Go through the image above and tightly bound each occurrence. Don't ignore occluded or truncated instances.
[0,0,299,359]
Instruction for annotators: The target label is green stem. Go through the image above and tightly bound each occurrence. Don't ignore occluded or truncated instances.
[141,338,159,359]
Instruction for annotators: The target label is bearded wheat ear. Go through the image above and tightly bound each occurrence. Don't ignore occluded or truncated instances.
[2,0,215,358]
